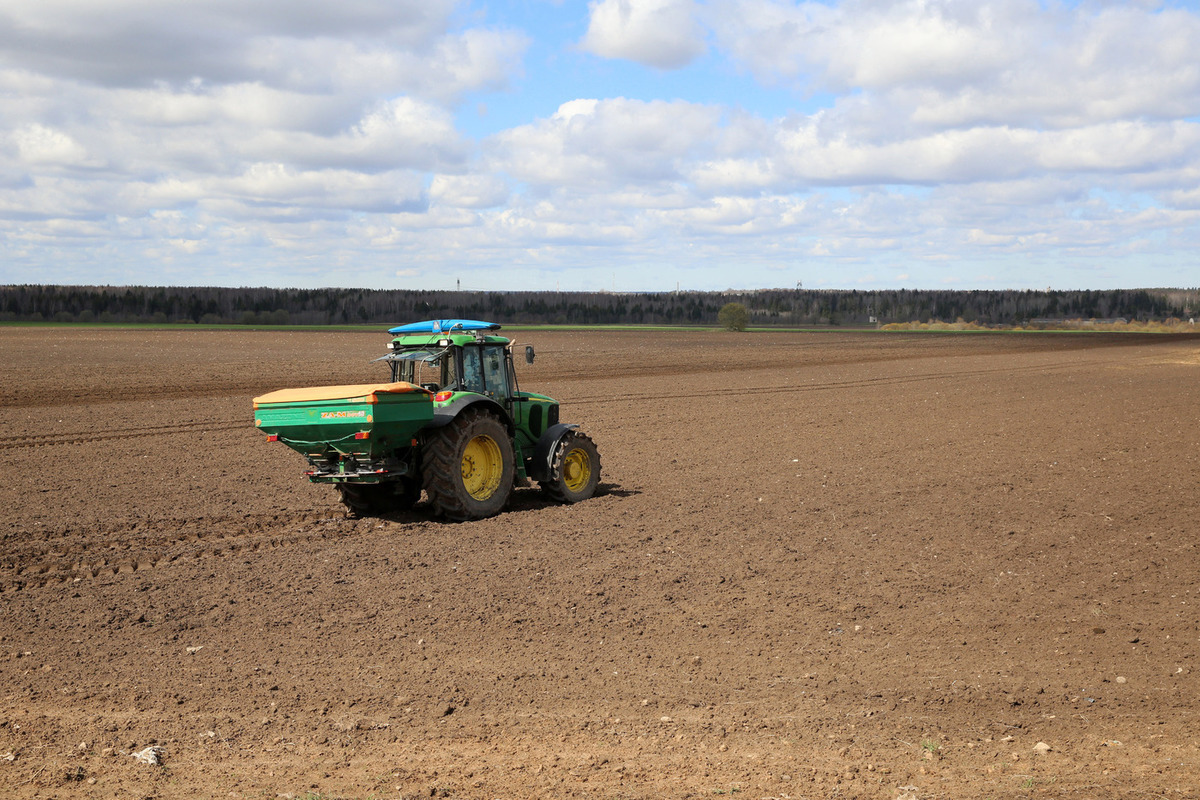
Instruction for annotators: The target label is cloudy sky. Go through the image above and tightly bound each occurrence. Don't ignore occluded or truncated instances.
[2,0,1199,291]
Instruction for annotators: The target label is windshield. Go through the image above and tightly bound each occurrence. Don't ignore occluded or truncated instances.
[386,349,442,363]
[378,347,454,390]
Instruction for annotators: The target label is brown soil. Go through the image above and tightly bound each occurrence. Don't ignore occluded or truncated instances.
[2,326,1199,800]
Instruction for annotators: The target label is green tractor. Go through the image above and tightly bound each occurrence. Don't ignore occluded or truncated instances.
[253,319,600,521]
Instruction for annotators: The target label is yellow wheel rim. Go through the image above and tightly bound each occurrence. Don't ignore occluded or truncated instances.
[562,446,592,493]
[461,434,504,500]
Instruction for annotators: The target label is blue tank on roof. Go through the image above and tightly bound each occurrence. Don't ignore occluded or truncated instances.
[387,319,501,335]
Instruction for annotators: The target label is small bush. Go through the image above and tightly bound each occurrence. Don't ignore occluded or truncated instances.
[718,302,749,331]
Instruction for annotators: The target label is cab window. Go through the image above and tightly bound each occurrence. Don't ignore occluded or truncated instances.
[460,347,484,394]
[481,346,508,397]
[456,344,509,398]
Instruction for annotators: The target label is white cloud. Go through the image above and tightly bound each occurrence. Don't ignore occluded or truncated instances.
[710,0,1024,89]
[207,165,427,213]
[109,83,356,131]
[580,0,707,68]
[708,0,1200,131]
[0,0,457,86]
[488,97,723,188]
[250,97,470,171]
[658,195,813,234]
[242,28,528,102]
[430,174,510,209]
[10,124,93,166]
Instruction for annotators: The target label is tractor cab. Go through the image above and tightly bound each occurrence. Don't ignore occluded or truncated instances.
[376,319,558,447]
[378,319,516,402]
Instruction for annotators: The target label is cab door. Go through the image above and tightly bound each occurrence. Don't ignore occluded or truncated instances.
[479,345,510,400]
[503,348,540,451]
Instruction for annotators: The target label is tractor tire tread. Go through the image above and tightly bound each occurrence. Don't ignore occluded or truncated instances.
[541,431,601,504]
[422,408,513,521]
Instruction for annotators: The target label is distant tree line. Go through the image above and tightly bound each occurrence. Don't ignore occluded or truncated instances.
[0,284,1195,327]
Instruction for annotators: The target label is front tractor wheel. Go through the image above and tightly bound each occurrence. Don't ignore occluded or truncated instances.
[541,432,601,504]
[423,409,515,521]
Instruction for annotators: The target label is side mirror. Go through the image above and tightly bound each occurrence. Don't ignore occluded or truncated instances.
[525,345,535,364]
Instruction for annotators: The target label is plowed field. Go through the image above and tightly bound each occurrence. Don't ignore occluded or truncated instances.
[2,327,1199,800]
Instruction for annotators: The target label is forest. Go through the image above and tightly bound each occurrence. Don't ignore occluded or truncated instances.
[1,284,1196,328]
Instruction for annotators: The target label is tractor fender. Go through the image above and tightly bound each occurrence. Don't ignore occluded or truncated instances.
[527,423,580,483]
[426,395,514,435]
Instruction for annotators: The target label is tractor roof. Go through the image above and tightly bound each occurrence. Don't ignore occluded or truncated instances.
[388,319,500,335]
[387,319,509,347]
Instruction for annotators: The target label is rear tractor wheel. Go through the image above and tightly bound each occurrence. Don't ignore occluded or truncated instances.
[422,408,514,521]
[541,431,600,504]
